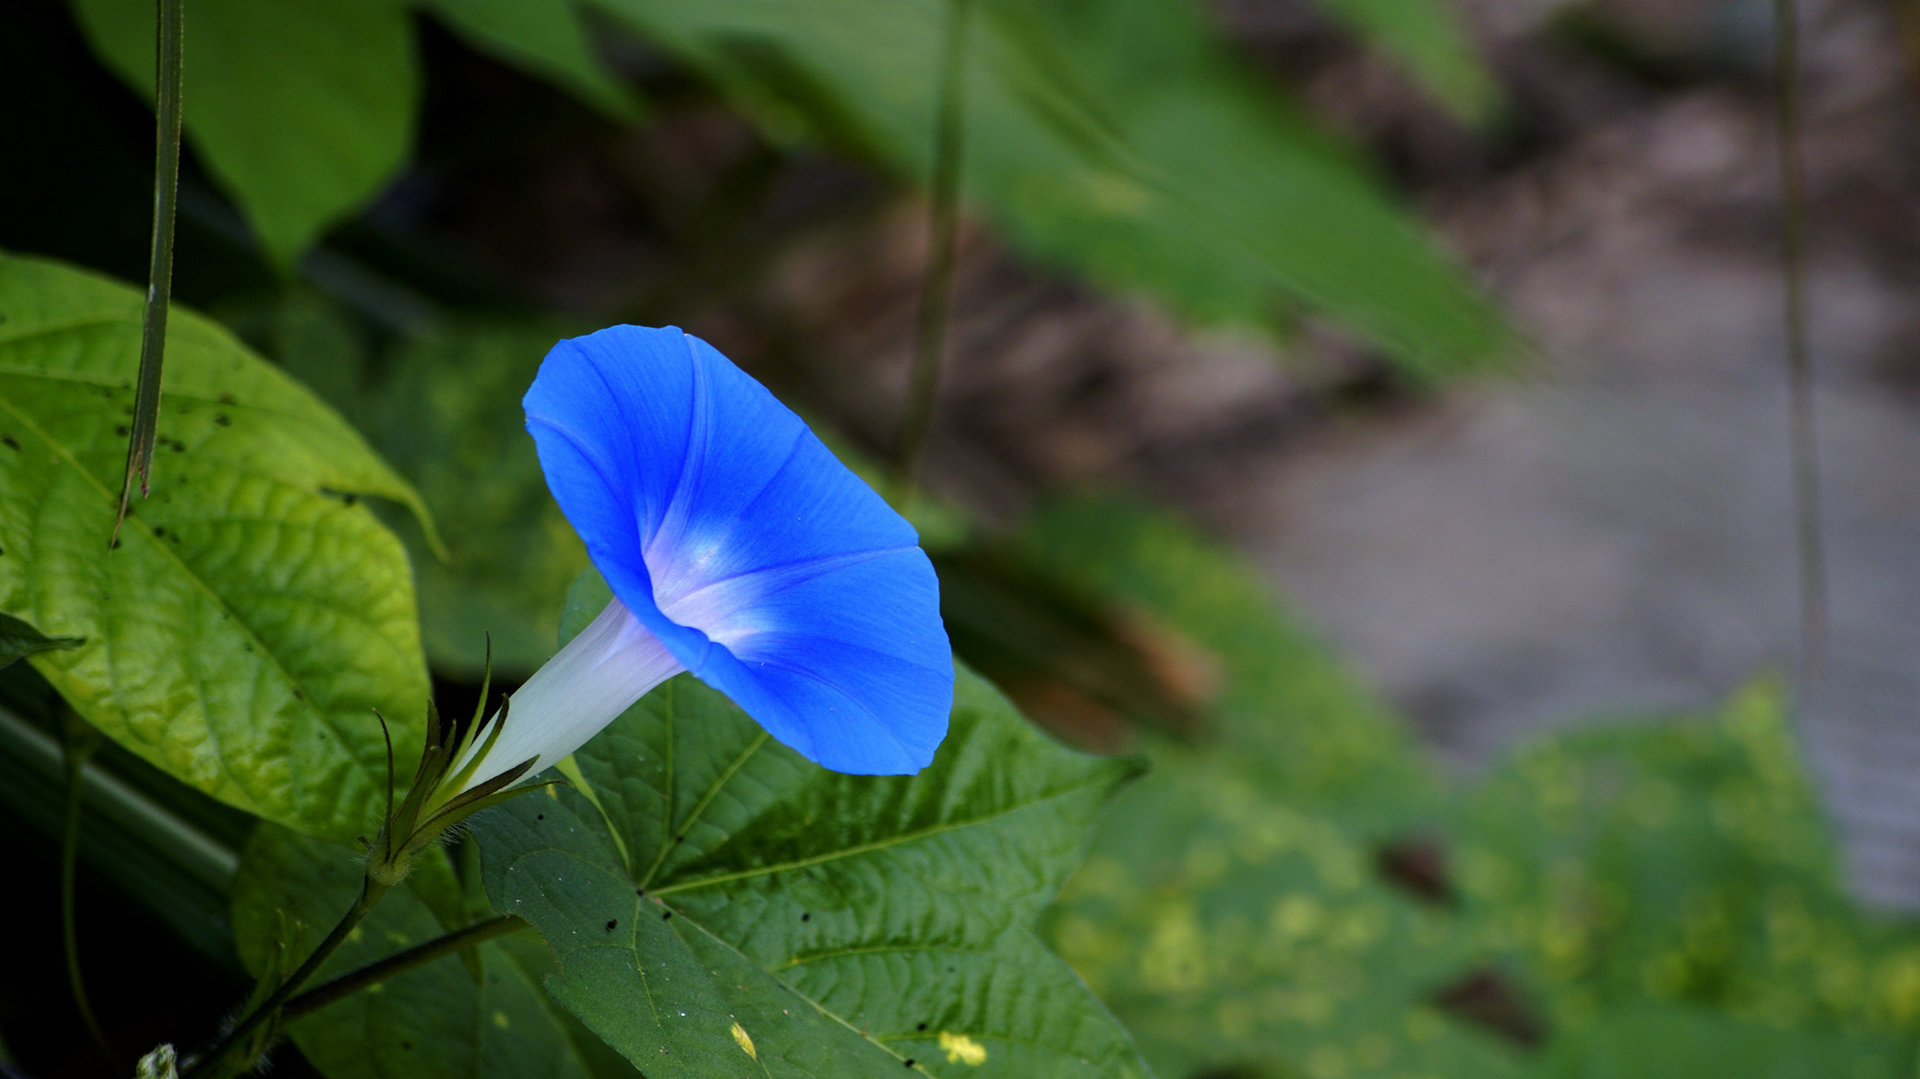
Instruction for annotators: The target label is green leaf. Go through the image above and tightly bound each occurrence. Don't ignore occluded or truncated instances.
[0,252,431,841]
[586,0,1507,377]
[1049,751,1531,1079]
[1452,682,1911,1029]
[231,825,637,1078]
[1309,0,1499,121]
[69,0,419,268]
[1540,1005,1911,1079]
[472,636,1150,1077]
[0,611,82,668]
[421,0,642,122]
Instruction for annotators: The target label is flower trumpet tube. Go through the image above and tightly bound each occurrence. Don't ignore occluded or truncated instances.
[454,325,954,795]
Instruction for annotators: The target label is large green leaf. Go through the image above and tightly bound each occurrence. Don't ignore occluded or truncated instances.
[1050,748,1530,1079]
[69,0,419,268]
[470,573,1150,1078]
[231,825,637,1079]
[0,253,430,840]
[587,0,1507,377]
[1454,683,1920,1034]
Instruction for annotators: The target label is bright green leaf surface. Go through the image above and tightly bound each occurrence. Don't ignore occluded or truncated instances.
[587,0,1507,377]
[421,0,642,122]
[69,0,418,268]
[472,580,1149,1077]
[231,825,637,1079]
[0,253,430,840]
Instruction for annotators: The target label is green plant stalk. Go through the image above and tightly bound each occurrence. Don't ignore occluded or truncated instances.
[1772,0,1826,684]
[182,878,391,1078]
[280,914,526,1022]
[58,713,110,1056]
[890,0,974,501]
[116,0,185,543]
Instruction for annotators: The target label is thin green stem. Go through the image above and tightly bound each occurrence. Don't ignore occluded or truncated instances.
[1773,0,1826,685]
[115,0,185,544]
[890,0,974,502]
[58,713,110,1057]
[282,915,526,1022]
[182,878,391,1078]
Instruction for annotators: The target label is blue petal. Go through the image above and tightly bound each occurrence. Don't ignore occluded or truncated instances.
[524,326,953,773]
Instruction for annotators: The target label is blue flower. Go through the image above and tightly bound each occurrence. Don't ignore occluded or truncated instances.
[461,326,953,788]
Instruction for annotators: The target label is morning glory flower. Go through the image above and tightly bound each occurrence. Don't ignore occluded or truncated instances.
[455,325,953,791]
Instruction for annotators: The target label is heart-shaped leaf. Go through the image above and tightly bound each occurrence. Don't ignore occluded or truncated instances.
[0,252,431,840]
[472,573,1149,1077]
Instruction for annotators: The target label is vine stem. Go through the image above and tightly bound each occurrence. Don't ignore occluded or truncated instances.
[115,0,184,545]
[58,713,110,1057]
[281,914,526,1022]
[890,0,974,502]
[1772,0,1827,686]
[182,878,391,1078]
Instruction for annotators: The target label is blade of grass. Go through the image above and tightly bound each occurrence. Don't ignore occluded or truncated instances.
[890,0,973,502]
[114,0,185,545]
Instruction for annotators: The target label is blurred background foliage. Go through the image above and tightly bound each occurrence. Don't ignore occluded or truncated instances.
[2,0,1914,1075]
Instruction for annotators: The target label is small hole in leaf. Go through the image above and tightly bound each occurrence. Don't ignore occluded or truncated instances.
[606,919,618,931]
[800,913,810,922]
[661,911,673,921]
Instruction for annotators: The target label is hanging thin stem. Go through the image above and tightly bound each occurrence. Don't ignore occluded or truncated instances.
[1772,0,1827,685]
[281,914,526,1022]
[115,0,185,544]
[890,0,974,502]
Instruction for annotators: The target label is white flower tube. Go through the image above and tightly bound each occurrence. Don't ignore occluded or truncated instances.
[456,597,684,792]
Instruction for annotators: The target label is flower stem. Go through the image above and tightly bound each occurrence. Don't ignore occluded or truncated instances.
[890,0,974,502]
[281,914,527,1022]
[182,877,391,1078]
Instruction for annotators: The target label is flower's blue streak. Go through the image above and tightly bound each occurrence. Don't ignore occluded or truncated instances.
[520,325,952,775]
